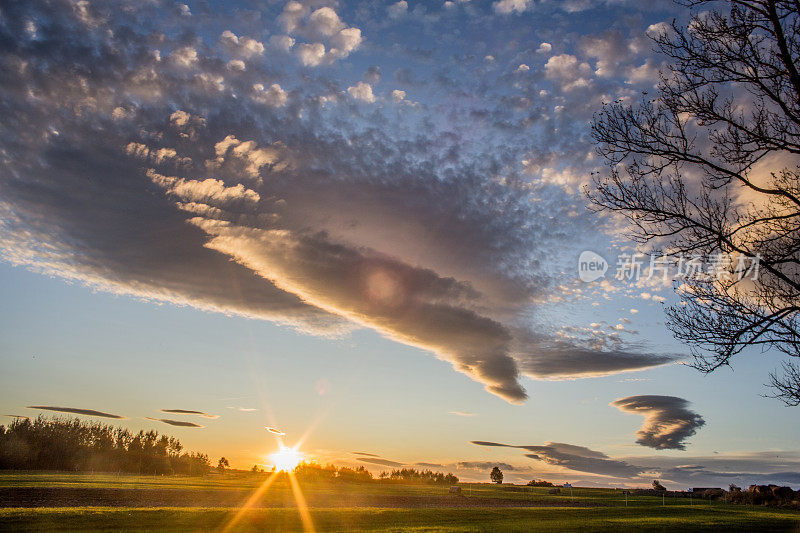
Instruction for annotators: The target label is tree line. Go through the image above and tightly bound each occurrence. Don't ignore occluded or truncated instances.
[270,462,459,485]
[0,417,461,485]
[378,467,459,485]
[0,417,211,475]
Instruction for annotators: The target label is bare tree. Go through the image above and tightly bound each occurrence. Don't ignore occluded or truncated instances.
[587,0,800,405]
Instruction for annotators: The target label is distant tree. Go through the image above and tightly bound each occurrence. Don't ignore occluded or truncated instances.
[336,465,373,483]
[291,464,455,485]
[588,0,800,405]
[653,479,667,491]
[527,479,554,487]
[217,457,229,474]
[0,416,210,475]
[251,464,263,473]
[729,483,742,492]
[381,468,459,485]
[294,462,338,482]
[490,466,503,484]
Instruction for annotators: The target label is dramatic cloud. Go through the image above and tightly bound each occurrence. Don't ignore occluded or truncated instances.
[145,417,204,428]
[0,0,679,404]
[195,221,529,402]
[160,409,219,419]
[471,441,645,478]
[611,395,706,450]
[515,342,675,379]
[471,440,800,487]
[636,451,800,489]
[351,452,381,457]
[27,406,124,419]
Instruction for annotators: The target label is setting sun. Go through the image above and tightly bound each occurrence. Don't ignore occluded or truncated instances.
[269,445,302,472]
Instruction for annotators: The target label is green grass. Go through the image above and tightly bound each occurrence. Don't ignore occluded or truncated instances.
[2,506,799,532]
[0,472,735,508]
[2,472,799,532]
[0,471,263,491]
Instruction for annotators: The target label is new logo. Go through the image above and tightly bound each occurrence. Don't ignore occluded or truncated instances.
[578,251,608,282]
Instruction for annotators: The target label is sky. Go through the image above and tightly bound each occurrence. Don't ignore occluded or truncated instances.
[0,0,798,489]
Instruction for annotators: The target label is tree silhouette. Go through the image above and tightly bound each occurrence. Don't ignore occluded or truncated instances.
[653,480,667,491]
[217,456,229,474]
[0,416,210,474]
[588,0,800,405]
[490,466,503,484]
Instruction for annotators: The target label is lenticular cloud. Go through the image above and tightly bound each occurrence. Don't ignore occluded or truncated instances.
[610,395,705,450]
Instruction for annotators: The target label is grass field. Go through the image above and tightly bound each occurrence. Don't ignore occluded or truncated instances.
[2,472,799,532]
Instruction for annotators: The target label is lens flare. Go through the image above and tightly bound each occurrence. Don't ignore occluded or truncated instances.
[269,445,302,472]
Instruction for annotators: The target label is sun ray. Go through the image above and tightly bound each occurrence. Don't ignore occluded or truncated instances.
[221,470,279,533]
[288,471,315,533]
[294,405,332,450]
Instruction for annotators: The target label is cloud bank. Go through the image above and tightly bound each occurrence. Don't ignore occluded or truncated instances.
[471,441,800,487]
[472,441,645,478]
[0,0,679,402]
[610,395,705,450]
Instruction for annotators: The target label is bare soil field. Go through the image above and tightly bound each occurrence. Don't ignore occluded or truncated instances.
[0,486,604,509]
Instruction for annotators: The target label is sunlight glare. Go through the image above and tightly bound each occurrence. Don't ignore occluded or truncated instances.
[269,445,302,472]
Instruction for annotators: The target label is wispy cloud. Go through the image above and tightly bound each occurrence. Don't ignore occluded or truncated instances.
[145,417,204,428]
[27,406,124,419]
[449,411,476,417]
[357,457,405,468]
[415,462,445,468]
[160,409,219,419]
